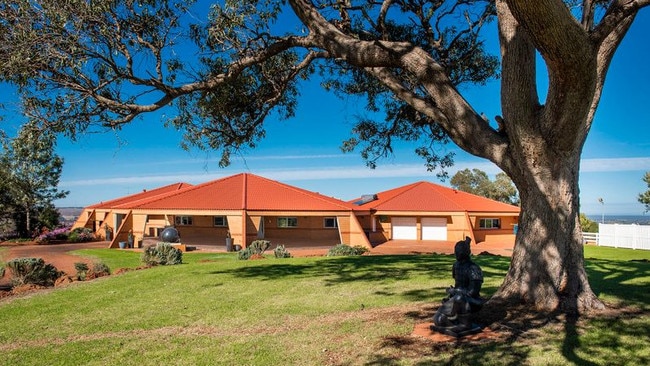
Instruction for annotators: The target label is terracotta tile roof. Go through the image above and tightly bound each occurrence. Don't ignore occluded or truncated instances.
[88,182,192,209]
[127,173,355,211]
[350,181,520,213]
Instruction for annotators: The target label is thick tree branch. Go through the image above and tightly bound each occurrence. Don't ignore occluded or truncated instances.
[582,0,646,134]
[504,0,597,151]
[496,0,539,129]
[289,0,505,162]
[592,0,650,43]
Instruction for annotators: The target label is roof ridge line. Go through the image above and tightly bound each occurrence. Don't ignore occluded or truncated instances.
[378,181,424,206]
[252,173,354,210]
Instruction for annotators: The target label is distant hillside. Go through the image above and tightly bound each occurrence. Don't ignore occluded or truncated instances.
[58,207,84,225]
[58,207,84,217]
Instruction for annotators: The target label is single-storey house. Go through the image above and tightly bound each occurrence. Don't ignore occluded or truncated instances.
[72,173,520,250]
[350,181,520,245]
[72,173,370,249]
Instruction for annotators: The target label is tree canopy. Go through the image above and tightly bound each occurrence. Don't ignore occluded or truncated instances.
[1,0,648,313]
[450,168,519,205]
[0,125,68,236]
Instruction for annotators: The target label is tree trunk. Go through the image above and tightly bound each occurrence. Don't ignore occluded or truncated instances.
[492,149,605,313]
[25,205,31,236]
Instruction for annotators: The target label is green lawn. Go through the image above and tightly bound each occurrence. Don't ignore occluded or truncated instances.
[0,247,648,365]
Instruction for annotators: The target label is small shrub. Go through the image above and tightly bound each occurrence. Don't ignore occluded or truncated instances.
[6,257,62,286]
[88,262,111,279]
[327,244,369,257]
[237,246,254,260]
[141,242,183,266]
[74,262,89,280]
[68,227,95,243]
[274,245,292,258]
[250,240,271,254]
[0,264,5,278]
[35,226,70,244]
[237,240,271,260]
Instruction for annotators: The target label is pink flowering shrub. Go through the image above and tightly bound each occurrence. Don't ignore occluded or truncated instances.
[35,226,70,243]
[34,226,95,243]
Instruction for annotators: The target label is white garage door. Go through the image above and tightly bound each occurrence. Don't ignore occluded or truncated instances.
[392,217,417,240]
[421,217,448,240]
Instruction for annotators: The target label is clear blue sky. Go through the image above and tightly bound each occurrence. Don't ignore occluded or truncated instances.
[1,5,649,216]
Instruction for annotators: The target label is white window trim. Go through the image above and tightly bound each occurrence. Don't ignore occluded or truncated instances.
[323,217,338,229]
[213,216,227,227]
[479,218,501,230]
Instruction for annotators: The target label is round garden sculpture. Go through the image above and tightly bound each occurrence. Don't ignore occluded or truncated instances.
[160,227,181,243]
[431,236,485,337]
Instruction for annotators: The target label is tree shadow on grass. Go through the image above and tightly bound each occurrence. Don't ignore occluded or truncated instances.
[585,258,650,308]
[207,254,513,309]
[209,254,454,285]
[363,256,650,366]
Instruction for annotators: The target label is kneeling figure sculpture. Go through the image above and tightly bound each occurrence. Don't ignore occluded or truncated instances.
[431,237,485,337]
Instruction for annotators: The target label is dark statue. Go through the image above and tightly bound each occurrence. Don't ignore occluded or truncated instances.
[431,236,485,337]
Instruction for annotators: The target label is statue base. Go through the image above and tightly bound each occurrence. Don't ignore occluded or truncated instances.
[430,324,483,338]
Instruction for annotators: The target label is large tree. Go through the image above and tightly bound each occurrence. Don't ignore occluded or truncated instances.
[1,0,648,313]
[0,125,68,236]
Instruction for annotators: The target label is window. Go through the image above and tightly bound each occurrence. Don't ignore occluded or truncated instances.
[479,218,500,229]
[175,216,193,226]
[213,216,227,227]
[277,217,298,228]
[324,217,338,228]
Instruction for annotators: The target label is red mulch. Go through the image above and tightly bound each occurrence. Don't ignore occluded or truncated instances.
[411,322,505,343]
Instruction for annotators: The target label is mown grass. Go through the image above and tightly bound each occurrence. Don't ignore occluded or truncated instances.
[0,247,648,365]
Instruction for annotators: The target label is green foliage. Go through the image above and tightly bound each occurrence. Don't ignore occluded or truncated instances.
[6,257,61,286]
[89,261,111,278]
[237,247,254,260]
[0,126,68,236]
[250,240,271,253]
[639,172,650,212]
[273,244,292,258]
[141,243,183,266]
[73,261,108,281]
[450,168,520,205]
[327,244,369,257]
[67,227,95,242]
[580,213,599,232]
[74,262,89,280]
[237,239,271,260]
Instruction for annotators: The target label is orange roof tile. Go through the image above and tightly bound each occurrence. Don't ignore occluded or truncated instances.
[127,173,355,211]
[350,181,520,213]
[89,182,193,209]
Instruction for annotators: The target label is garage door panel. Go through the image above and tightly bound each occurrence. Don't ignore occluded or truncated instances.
[421,217,447,240]
[392,217,417,240]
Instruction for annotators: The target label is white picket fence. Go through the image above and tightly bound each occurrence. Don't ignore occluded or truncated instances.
[593,223,650,250]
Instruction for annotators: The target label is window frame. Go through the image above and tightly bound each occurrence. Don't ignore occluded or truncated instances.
[175,216,193,226]
[277,217,298,228]
[479,218,501,230]
[213,216,227,227]
[323,217,338,229]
